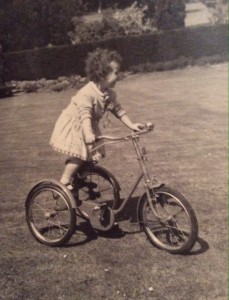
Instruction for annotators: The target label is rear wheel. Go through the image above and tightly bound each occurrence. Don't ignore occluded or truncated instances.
[75,169,120,209]
[26,182,76,246]
[138,186,198,254]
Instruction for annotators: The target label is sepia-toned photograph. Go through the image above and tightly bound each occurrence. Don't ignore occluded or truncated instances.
[0,1,227,299]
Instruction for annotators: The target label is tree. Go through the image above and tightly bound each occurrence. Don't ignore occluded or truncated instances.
[137,0,186,30]
[201,0,228,24]
[155,0,186,30]
[0,0,84,51]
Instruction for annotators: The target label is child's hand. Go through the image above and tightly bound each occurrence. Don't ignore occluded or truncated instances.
[131,123,145,132]
[87,143,94,153]
[91,152,102,162]
[85,133,96,144]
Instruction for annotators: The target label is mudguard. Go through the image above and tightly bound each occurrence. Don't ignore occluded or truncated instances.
[25,179,77,209]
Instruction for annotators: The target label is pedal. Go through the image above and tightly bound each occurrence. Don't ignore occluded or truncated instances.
[92,205,100,212]
[92,203,107,212]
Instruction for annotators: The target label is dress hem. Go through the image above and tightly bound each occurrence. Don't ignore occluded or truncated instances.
[50,143,88,161]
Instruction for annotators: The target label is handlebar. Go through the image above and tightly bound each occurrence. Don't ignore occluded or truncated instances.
[95,122,154,143]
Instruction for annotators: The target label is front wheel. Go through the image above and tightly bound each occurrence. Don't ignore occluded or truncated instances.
[138,186,198,254]
[25,181,76,246]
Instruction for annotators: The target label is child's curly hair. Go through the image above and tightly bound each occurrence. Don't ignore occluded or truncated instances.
[85,48,122,83]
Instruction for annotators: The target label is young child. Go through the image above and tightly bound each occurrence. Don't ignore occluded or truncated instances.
[50,48,143,189]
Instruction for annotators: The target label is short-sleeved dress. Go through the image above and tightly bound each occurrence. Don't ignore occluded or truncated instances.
[50,81,126,161]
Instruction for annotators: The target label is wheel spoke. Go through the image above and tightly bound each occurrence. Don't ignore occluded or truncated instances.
[140,187,198,253]
[78,171,119,209]
[33,200,50,213]
[47,219,68,233]
[172,207,185,217]
[98,187,112,193]
[26,185,76,246]
[166,225,181,244]
[167,219,189,240]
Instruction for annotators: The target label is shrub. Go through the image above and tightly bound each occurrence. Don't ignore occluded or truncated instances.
[153,0,186,30]
[18,81,41,93]
[112,2,157,35]
[133,1,186,30]
[13,75,84,93]
[81,0,135,11]
[129,54,227,73]
[201,0,228,24]
[70,2,156,44]
[70,17,125,44]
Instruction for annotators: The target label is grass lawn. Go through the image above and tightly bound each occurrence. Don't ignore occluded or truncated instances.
[0,63,227,299]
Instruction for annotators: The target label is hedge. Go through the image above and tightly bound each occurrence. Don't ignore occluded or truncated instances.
[4,23,227,81]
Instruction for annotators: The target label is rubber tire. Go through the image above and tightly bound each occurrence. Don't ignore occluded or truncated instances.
[138,186,198,254]
[26,182,76,246]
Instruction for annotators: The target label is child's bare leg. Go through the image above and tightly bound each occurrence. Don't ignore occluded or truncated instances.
[60,157,83,186]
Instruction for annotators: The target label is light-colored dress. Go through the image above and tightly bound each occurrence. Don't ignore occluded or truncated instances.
[50,81,126,161]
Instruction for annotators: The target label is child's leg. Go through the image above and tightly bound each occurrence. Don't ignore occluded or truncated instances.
[60,157,83,186]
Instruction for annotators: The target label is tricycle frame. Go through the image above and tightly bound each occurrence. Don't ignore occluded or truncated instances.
[110,135,162,217]
[25,123,198,253]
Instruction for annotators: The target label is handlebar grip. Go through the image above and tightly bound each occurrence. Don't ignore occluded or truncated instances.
[146,122,154,131]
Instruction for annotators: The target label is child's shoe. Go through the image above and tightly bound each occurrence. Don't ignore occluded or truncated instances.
[65,183,74,191]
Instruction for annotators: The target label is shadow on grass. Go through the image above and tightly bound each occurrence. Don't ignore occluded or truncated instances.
[65,196,140,247]
[116,195,140,222]
[64,221,98,247]
[183,236,209,256]
[66,195,209,255]
[121,196,210,256]
[65,220,126,248]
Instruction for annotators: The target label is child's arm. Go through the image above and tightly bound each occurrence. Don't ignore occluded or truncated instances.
[81,118,95,144]
[120,114,144,131]
[108,91,144,131]
[77,95,95,145]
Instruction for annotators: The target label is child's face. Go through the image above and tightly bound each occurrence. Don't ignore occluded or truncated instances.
[104,61,120,88]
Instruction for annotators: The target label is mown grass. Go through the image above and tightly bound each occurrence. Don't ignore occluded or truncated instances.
[0,63,227,300]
